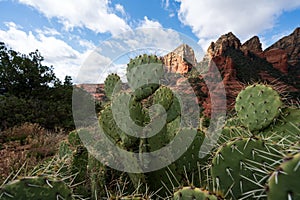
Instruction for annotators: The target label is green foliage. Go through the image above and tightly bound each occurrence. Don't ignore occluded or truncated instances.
[88,155,107,199]
[97,53,208,197]
[152,86,174,111]
[116,194,148,200]
[0,42,56,98]
[2,47,300,199]
[0,176,73,200]
[0,42,74,130]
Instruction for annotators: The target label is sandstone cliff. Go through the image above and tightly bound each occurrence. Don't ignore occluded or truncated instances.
[265,27,300,67]
[163,44,196,74]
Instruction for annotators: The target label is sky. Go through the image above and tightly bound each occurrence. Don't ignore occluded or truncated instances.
[0,0,300,83]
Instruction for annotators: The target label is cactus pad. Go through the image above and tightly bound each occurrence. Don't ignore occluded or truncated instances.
[211,137,281,199]
[173,186,220,200]
[104,73,122,100]
[235,84,282,131]
[267,152,300,200]
[0,176,73,200]
[126,54,164,100]
[153,86,174,111]
[263,107,300,144]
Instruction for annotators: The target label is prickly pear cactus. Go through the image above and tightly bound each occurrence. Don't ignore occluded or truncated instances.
[172,128,206,183]
[104,73,122,100]
[98,53,205,197]
[126,54,164,100]
[0,176,73,200]
[211,136,281,199]
[68,130,82,147]
[70,145,90,197]
[152,86,174,111]
[88,154,107,199]
[235,84,283,131]
[58,140,72,159]
[173,186,221,200]
[218,117,250,144]
[267,152,300,200]
[263,107,300,144]
[99,104,123,144]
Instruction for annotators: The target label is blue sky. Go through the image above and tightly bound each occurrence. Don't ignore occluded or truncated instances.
[0,0,300,83]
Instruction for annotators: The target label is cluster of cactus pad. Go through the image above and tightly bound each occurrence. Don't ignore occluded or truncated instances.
[99,54,206,194]
[1,53,299,199]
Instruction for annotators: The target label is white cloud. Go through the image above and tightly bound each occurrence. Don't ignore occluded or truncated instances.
[112,16,184,54]
[115,4,126,16]
[35,27,60,36]
[176,0,300,50]
[139,16,162,29]
[18,0,131,36]
[98,17,183,66]
[0,22,107,82]
[77,50,112,83]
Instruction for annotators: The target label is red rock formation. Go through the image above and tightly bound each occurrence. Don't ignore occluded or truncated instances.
[263,48,288,73]
[200,55,243,117]
[163,44,196,74]
[241,36,263,56]
[208,32,241,57]
[266,27,300,67]
[76,84,106,101]
[200,32,245,116]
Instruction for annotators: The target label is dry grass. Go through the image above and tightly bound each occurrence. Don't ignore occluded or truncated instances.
[0,123,67,183]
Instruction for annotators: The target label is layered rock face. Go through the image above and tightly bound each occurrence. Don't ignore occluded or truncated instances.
[208,32,241,57]
[241,36,263,56]
[265,27,300,67]
[163,44,196,74]
[263,48,288,73]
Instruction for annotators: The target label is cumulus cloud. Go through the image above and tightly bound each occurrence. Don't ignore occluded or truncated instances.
[115,4,126,16]
[110,16,201,56]
[100,16,183,60]
[0,22,108,82]
[176,0,300,50]
[18,0,131,36]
